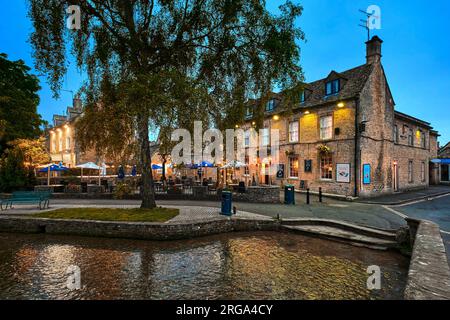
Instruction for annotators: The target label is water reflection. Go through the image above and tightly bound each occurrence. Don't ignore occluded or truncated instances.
[0,232,408,300]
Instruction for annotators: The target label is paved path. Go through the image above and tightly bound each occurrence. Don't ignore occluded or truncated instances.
[0,202,270,223]
[0,193,405,230]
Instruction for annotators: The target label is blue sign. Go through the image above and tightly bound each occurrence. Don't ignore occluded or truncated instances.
[363,164,371,184]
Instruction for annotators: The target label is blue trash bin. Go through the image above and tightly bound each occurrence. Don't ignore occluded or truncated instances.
[221,191,233,216]
[284,185,295,205]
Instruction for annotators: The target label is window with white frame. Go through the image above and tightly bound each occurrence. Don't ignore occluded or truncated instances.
[244,130,250,147]
[320,154,333,180]
[289,156,299,178]
[265,99,275,112]
[408,160,413,183]
[300,91,306,103]
[262,128,270,146]
[326,79,340,96]
[289,121,299,143]
[320,115,333,140]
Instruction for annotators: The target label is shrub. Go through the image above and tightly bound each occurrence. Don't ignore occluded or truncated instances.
[114,182,132,199]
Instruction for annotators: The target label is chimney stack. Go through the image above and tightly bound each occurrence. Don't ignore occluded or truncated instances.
[73,94,82,111]
[366,36,383,65]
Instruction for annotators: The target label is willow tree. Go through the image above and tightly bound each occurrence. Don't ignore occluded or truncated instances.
[28,0,304,208]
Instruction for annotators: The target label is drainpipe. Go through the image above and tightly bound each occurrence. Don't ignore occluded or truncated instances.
[354,97,360,198]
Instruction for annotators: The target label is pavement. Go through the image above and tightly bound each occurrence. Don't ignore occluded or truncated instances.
[356,185,450,205]
[0,192,406,230]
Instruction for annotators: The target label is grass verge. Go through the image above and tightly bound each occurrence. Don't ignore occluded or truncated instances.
[32,207,179,223]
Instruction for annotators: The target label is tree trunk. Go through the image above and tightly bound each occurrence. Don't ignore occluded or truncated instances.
[137,113,157,209]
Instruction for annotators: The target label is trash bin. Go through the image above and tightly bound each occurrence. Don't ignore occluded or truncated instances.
[221,191,233,216]
[284,185,295,205]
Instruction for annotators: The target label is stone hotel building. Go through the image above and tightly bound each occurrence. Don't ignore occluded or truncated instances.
[238,36,440,198]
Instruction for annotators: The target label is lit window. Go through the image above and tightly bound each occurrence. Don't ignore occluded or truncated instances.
[420,131,426,148]
[320,115,333,140]
[289,121,299,143]
[59,138,63,151]
[262,128,270,146]
[289,156,299,178]
[66,137,71,149]
[320,154,333,180]
[52,139,56,153]
[265,99,275,112]
[394,125,398,144]
[326,79,340,96]
[408,160,413,183]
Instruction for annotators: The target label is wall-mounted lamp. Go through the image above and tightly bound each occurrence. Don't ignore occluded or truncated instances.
[304,111,310,115]
[337,102,345,108]
[273,115,280,121]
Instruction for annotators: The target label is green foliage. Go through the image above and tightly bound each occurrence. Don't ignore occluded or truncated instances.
[0,147,36,192]
[113,182,132,200]
[7,138,50,166]
[0,53,45,155]
[27,0,305,207]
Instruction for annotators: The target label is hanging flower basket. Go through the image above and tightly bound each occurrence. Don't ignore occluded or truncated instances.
[317,144,331,155]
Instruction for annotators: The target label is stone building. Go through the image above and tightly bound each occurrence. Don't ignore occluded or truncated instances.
[237,36,439,198]
[46,96,100,168]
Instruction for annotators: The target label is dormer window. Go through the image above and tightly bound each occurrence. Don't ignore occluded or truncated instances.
[326,79,340,96]
[245,106,253,119]
[300,91,306,103]
[266,99,275,112]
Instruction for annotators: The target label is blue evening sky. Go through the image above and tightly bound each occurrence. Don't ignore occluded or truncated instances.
[1,0,449,144]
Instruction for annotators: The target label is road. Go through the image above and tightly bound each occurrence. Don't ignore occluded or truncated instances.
[387,194,450,263]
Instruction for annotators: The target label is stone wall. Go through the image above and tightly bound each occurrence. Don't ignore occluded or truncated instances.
[404,218,450,300]
[0,216,280,241]
[232,186,281,203]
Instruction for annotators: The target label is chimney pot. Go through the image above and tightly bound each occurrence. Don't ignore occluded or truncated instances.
[366,36,383,64]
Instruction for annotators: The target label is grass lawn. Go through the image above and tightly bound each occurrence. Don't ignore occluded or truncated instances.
[32,207,179,223]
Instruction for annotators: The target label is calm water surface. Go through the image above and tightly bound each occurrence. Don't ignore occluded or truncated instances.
[0,232,409,300]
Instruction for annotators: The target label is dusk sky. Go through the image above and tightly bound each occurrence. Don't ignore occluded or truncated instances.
[1,0,449,144]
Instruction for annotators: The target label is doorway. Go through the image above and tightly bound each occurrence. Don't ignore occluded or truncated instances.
[393,162,399,192]
[442,164,449,182]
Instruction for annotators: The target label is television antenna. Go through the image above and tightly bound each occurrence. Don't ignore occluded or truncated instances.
[358,9,374,41]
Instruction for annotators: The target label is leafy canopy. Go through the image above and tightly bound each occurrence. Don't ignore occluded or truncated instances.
[0,53,44,155]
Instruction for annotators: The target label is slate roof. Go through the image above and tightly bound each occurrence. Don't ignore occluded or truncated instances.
[247,63,374,115]
[296,63,374,109]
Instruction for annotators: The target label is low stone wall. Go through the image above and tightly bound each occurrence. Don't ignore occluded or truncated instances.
[0,216,280,241]
[233,186,281,204]
[404,218,450,300]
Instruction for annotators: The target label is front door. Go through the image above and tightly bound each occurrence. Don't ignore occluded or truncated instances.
[442,164,449,182]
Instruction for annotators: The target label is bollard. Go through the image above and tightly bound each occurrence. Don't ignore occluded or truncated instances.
[319,187,323,203]
[306,188,310,205]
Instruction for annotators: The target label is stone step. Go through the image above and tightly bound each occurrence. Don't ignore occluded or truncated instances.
[281,218,397,241]
[282,225,398,250]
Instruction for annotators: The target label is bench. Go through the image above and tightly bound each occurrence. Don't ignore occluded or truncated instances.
[0,191,52,211]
